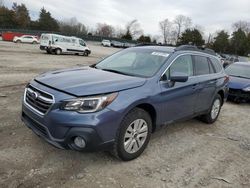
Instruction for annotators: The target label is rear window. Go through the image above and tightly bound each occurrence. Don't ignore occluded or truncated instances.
[193,55,210,75]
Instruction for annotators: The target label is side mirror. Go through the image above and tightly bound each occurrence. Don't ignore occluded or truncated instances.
[170,72,188,82]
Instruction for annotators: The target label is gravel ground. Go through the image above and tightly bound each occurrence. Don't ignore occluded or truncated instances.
[0,41,250,188]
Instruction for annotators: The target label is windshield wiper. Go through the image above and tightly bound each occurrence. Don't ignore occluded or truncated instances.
[90,64,97,68]
[101,68,134,76]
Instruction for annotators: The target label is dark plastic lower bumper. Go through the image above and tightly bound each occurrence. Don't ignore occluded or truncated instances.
[40,45,48,50]
[228,88,250,102]
[21,111,114,151]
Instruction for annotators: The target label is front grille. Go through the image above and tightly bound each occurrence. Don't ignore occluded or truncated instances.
[25,85,54,115]
[229,88,240,95]
[22,112,48,137]
[229,88,250,98]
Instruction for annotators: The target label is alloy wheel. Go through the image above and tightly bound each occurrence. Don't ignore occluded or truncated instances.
[211,99,221,119]
[123,119,148,154]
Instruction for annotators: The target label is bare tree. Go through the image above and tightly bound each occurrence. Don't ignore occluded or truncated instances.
[159,18,173,44]
[59,17,87,35]
[151,35,161,43]
[125,19,143,39]
[173,15,192,43]
[232,20,250,33]
[114,26,125,38]
[95,23,115,37]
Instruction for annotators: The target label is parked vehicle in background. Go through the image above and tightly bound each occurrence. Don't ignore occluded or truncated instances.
[101,39,111,47]
[225,62,250,103]
[13,35,39,44]
[111,40,124,48]
[110,41,135,48]
[21,45,228,161]
[223,56,239,67]
[40,33,91,56]
[216,53,225,65]
[238,56,250,62]
[123,42,136,48]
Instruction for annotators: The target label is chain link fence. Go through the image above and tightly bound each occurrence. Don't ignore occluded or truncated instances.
[0,28,137,43]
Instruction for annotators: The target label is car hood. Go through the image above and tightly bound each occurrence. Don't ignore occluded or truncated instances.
[35,67,146,96]
[228,76,250,89]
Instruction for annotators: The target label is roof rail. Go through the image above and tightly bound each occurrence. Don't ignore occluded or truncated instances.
[203,48,216,55]
[175,45,216,56]
[175,45,198,51]
[135,43,162,47]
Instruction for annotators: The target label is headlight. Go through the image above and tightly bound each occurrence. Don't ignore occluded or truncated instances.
[243,86,250,92]
[61,92,118,113]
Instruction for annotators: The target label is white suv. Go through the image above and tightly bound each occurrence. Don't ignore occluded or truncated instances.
[13,35,39,44]
[101,39,111,47]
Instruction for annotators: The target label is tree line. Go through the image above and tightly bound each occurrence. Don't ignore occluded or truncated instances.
[159,17,250,56]
[0,1,250,56]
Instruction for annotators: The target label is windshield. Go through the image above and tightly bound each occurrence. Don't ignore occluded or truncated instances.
[239,56,250,62]
[96,48,170,77]
[79,39,86,46]
[225,64,250,79]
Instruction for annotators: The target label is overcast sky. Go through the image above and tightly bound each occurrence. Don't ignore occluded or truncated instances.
[4,0,250,38]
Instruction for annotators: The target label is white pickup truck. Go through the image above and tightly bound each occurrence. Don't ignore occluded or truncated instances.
[40,33,91,56]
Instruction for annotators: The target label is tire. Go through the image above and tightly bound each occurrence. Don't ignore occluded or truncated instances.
[233,97,242,104]
[16,40,21,43]
[83,50,89,56]
[32,41,37,44]
[46,49,51,54]
[112,108,152,161]
[55,48,62,55]
[200,94,222,124]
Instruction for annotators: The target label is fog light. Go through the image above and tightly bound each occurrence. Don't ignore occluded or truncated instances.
[74,136,86,148]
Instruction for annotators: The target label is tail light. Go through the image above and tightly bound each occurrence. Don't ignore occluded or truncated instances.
[224,75,229,83]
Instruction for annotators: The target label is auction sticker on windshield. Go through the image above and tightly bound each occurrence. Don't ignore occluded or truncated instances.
[151,52,169,57]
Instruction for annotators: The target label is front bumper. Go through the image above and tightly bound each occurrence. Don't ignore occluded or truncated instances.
[21,82,122,151]
[21,111,114,151]
[40,45,48,50]
[228,88,250,101]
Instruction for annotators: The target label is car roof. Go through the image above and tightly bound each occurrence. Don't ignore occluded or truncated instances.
[132,45,218,58]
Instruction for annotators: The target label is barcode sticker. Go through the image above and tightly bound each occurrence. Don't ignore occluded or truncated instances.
[151,52,169,57]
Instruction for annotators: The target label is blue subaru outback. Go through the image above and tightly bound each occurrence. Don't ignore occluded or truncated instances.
[22,45,228,160]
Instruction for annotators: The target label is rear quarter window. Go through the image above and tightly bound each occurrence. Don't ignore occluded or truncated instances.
[209,57,222,73]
